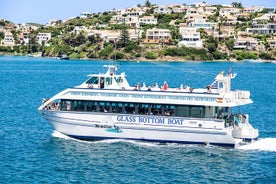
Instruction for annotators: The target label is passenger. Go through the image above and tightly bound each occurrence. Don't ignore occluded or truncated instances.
[185,85,193,92]
[207,85,212,93]
[147,86,151,91]
[163,81,168,90]
[137,82,141,90]
[134,83,141,91]
[100,77,104,88]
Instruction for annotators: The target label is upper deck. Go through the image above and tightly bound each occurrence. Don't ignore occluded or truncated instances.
[44,65,252,108]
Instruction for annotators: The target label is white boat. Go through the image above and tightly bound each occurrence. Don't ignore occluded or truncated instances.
[38,65,259,147]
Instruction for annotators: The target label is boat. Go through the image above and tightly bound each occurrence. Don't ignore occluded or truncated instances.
[38,65,259,147]
[58,54,69,60]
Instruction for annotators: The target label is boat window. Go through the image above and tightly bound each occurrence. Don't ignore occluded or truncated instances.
[163,105,175,116]
[86,77,99,85]
[152,104,162,115]
[138,104,151,115]
[87,101,97,112]
[72,100,85,111]
[125,103,136,114]
[190,106,205,118]
[60,100,74,111]
[106,77,112,85]
[58,100,206,118]
[115,76,123,83]
[176,106,189,117]
[99,102,111,112]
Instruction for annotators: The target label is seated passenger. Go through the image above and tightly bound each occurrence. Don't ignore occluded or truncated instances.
[162,81,168,90]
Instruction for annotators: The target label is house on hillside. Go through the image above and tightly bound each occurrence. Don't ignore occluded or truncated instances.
[36,32,51,45]
[111,15,139,28]
[139,16,157,25]
[18,32,30,44]
[233,37,258,50]
[267,37,276,48]
[189,19,217,31]
[2,32,15,46]
[154,6,173,14]
[128,29,143,41]
[253,13,276,24]
[219,7,241,16]
[243,6,264,13]
[186,14,208,24]
[72,26,87,34]
[167,4,187,13]
[200,6,217,15]
[88,30,120,42]
[144,28,171,44]
[247,23,276,34]
[178,26,203,48]
[186,7,199,15]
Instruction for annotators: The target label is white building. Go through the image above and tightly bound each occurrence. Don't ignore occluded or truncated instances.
[247,23,276,35]
[88,30,120,42]
[190,20,217,31]
[252,13,276,24]
[2,32,15,46]
[154,6,173,14]
[144,28,171,44]
[36,32,51,44]
[219,7,241,16]
[243,6,264,13]
[233,37,258,50]
[112,15,140,28]
[72,26,87,34]
[178,26,203,48]
[139,16,157,25]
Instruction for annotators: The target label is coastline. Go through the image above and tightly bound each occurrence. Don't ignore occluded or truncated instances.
[2,53,276,63]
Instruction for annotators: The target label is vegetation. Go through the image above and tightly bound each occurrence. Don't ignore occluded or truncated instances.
[0,1,275,61]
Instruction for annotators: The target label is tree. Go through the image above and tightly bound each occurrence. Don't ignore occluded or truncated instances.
[231,2,242,8]
[225,38,235,51]
[144,0,151,7]
[119,28,130,48]
[0,31,4,42]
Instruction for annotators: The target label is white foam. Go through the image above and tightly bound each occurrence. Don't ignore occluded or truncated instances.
[238,138,276,152]
[51,131,72,140]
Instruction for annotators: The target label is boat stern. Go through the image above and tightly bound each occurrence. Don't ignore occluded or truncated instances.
[232,123,259,142]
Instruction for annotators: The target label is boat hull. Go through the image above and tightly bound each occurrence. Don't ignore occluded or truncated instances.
[40,110,241,147]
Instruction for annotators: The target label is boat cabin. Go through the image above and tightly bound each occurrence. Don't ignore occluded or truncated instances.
[80,65,130,89]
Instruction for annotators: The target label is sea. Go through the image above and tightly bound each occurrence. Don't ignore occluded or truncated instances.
[0,56,275,184]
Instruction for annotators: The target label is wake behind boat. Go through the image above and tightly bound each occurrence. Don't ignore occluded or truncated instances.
[38,65,258,147]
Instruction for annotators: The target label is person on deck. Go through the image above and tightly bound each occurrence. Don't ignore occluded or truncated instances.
[163,81,168,90]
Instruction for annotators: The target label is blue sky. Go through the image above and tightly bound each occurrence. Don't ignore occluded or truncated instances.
[1,0,275,24]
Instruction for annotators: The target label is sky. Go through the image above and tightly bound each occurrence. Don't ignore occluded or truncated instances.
[1,0,276,24]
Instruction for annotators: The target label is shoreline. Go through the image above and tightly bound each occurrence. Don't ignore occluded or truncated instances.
[1,53,275,63]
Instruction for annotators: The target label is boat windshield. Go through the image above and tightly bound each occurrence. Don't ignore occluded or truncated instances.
[86,77,99,84]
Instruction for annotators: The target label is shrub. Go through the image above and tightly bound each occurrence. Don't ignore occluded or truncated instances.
[145,52,158,59]
[259,52,272,60]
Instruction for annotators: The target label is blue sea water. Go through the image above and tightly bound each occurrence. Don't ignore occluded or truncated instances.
[0,56,275,183]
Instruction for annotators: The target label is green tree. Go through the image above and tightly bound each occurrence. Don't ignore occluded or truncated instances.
[119,28,130,48]
[0,31,4,43]
[225,38,235,51]
[231,2,243,8]
[144,0,151,7]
